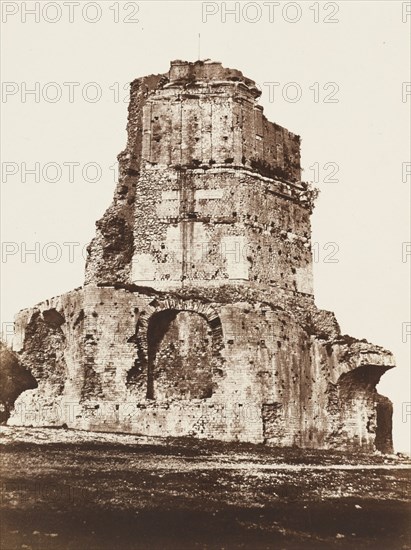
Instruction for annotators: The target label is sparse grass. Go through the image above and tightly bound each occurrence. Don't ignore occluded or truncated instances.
[1,428,410,550]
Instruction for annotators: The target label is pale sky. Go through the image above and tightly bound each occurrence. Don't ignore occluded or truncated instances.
[1,1,410,451]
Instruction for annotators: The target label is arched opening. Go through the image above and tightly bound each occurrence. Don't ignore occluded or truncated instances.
[146,309,215,400]
[336,365,394,452]
[374,395,393,454]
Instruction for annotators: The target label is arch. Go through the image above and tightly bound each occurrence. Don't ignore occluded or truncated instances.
[127,298,225,398]
[146,310,216,400]
[135,297,224,364]
[335,365,394,452]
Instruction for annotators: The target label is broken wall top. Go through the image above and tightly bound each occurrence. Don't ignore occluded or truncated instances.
[123,60,301,182]
[85,61,312,294]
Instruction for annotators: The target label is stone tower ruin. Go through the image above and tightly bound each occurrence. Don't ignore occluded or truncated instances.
[9,60,395,452]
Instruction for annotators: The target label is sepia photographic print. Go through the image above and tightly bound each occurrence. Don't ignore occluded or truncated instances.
[1,1,410,549]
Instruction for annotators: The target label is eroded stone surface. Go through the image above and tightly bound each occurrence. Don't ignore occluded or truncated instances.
[8,60,395,452]
[0,342,37,423]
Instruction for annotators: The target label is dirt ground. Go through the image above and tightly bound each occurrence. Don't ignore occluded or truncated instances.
[1,427,410,550]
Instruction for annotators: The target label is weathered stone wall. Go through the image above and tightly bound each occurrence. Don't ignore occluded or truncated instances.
[9,286,394,451]
[130,167,313,296]
[0,342,37,423]
[141,79,300,181]
[85,60,304,288]
[84,74,166,286]
[8,60,395,453]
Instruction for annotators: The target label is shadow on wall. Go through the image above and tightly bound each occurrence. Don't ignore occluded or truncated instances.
[0,341,37,423]
[146,310,216,401]
[337,365,393,454]
[126,299,225,400]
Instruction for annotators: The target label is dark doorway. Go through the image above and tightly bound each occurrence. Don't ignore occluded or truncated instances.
[146,310,214,400]
[374,395,393,454]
